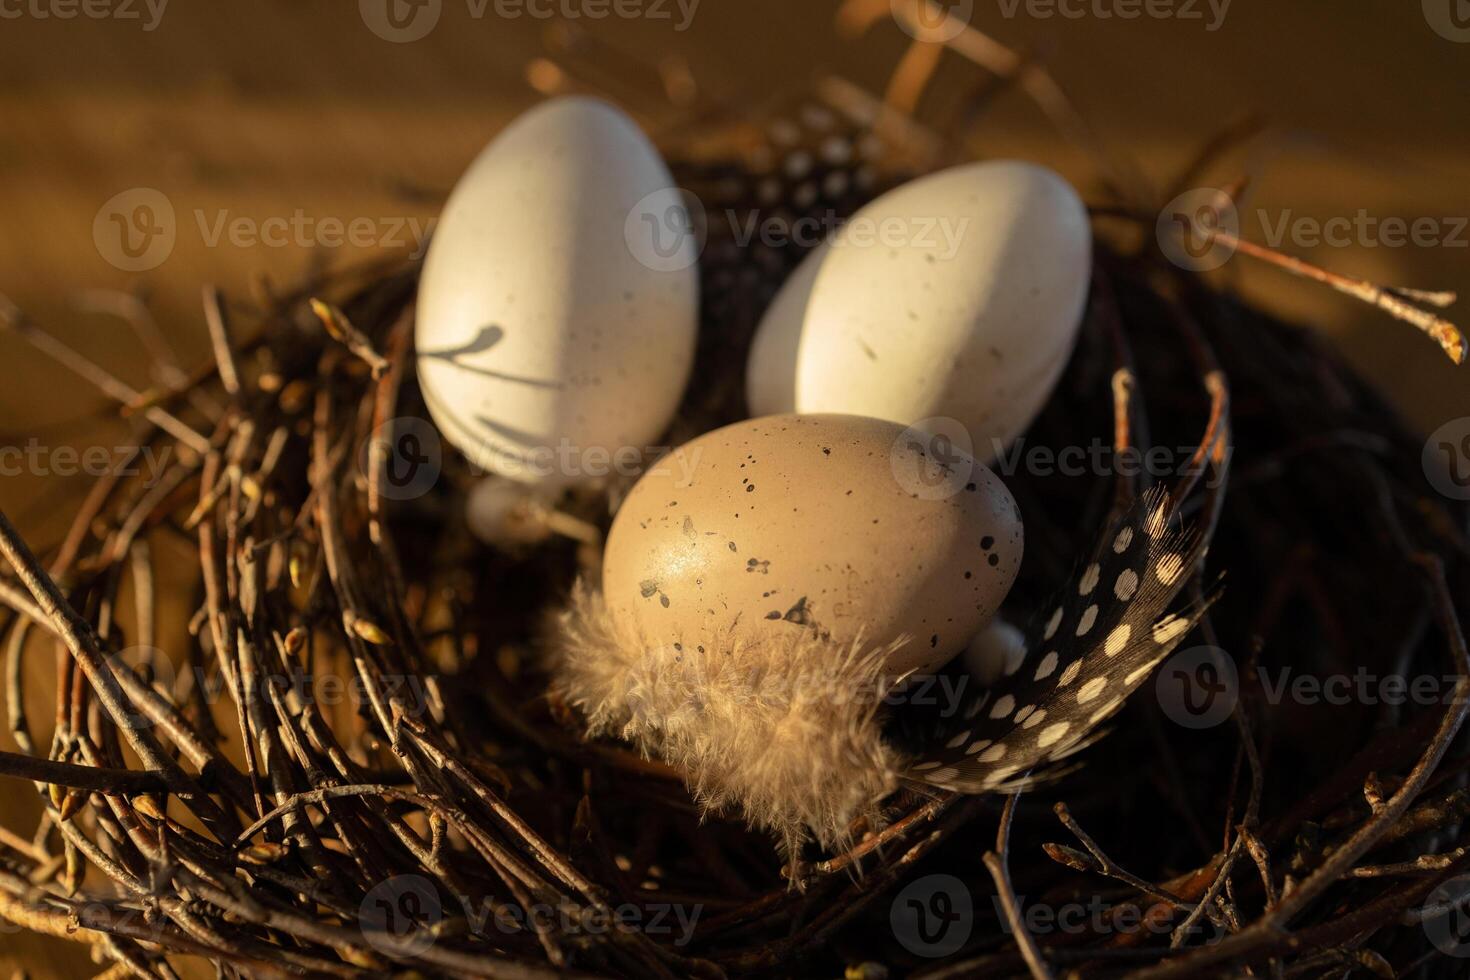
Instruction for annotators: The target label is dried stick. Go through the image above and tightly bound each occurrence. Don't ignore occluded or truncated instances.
[0,750,174,796]
[0,297,211,453]
[201,285,242,396]
[1134,554,1470,978]
[0,508,232,838]
[984,790,1054,980]
[1214,229,1465,364]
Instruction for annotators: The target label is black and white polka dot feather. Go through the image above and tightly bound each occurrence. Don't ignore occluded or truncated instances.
[908,486,1216,792]
[667,98,901,424]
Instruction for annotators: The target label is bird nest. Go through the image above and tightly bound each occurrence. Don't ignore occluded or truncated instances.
[3,12,1470,980]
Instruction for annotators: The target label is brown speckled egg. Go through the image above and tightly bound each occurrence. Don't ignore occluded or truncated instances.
[601,413,1022,675]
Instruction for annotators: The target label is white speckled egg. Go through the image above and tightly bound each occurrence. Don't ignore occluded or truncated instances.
[962,618,1027,687]
[746,160,1090,461]
[601,413,1023,676]
[417,96,698,484]
[744,243,826,417]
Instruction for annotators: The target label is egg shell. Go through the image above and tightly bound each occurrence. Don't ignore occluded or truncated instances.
[465,478,554,547]
[962,617,1026,687]
[744,243,826,417]
[601,413,1022,676]
[747,160,1090,462]
[416,96,698,484]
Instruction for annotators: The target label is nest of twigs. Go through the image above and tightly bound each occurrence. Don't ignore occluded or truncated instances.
[4,16,1470,980]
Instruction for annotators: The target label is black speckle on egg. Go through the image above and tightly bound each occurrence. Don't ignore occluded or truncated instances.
[981,535,995,550]
[660,595,671,608]
[988,553,1000,567]
[781,596,813,626]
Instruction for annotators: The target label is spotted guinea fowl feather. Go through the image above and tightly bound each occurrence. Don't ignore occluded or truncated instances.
[668,98,900,426]
[907,485,1217,792]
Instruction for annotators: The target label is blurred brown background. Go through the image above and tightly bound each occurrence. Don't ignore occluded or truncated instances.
[0,1,1466,975]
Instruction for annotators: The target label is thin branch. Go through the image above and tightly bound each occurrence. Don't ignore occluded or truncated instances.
[984,790,1054,980]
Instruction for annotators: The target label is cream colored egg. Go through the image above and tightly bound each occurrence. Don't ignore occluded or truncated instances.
[416,96,698,485]
[602,413,1022,676]
[746,160,1090,462]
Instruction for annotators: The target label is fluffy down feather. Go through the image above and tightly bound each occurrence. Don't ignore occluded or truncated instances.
[551,583,908,859]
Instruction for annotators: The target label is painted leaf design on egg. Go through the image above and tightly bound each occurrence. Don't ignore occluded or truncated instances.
[907,485,1216,791]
